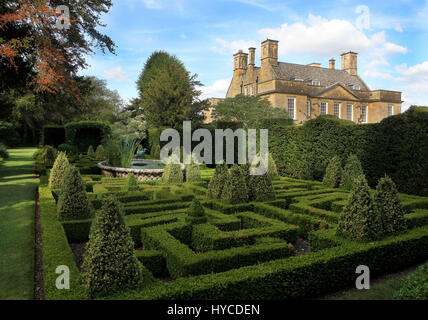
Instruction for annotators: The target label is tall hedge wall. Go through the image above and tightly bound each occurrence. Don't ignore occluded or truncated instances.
[268,108,428,196]
[0,121,20,147]
[42,125,66,147]
[65,121,111,153]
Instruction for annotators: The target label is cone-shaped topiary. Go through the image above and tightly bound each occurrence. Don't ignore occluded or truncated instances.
[207,163,229,199]
[162,163,183,183]
[123,173,139,192]
[340,154,364,190]
[42,145,57,167]
[249,173,276,202]
[49,151,70,189]
[95,145,105,160]
[185,199,207,224]
[323,156,342,188]
[153,144,160,159]
[186,162,201,182]
[374,175,406,235]
[87,145,95,158]
[267,153,279,180]
[222,164,249,204]
[57,166,92,221]
[337,174,383,241]
[81,197,143,298]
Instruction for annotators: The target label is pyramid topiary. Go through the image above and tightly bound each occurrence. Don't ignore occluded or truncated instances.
[207,163,229,199]
[95,145,105,160]
[222,164,249,204]
[42,145,57,167]
[87,145,95,158]
[267,153,279,180]
[337,174,383,241]
[152,144,160,159]
[49,151,70,189]
[185,199,207,224]
[123,173,139,192]
[249,173,276,202]
[374,175,406,235]
[340,154,364,191]
[323,156,342,188]
[162,163,183,183]
[81,197,143,298]
[186,162,201,183]
[57,166,92,221]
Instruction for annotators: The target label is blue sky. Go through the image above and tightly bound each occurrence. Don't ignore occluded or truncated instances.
[79,0,428,110]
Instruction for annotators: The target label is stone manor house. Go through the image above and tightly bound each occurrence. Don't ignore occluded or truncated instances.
[205,39,402,124]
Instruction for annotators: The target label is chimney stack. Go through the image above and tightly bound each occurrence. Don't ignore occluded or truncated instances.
[248,47,256,67]
[261,39,278,66]
[329,58,335,69]
[341,51,358,75]
[233,50,248,73]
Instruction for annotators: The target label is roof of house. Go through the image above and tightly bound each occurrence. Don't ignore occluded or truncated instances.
[271,62,370,91]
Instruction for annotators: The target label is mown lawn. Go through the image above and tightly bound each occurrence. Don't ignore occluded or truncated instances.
[0,148,38,300]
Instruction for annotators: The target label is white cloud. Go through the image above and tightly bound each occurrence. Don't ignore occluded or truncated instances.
[103,67,133,82]
[395,61,428,78]
[232,0,274,11]
[363,70,398,81]
[200,78,231,99]
[141,0,164,9]
[211,38,258,55]
[394,24,403,32]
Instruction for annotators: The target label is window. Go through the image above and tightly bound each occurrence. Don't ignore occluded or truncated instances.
[250,86,254,96]
[388,105,394,117]
[347,104,353,121]
[307,100,311,119]
[320,102,327,115]
[311,80,320,86]
[245,87,248,96]
[361,106,368,123]
[334,103,341,118]
[287,98,296,120]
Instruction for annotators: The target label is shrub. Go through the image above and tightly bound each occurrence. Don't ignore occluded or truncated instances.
[95,145,106,160]
[42,146,57,167]
[0,143,9,159]
[58,144,78,156]
[162,163,183,183]
[0,121,20,147]
[208,164,229,199]
[49,152,70,189]
[186,162,201,182]
[65,121,111,153]
[267,153,279,180]
[42,125,66,148]
[152,144,160,159]
[185,199,207,224]
[337,175,383,241]
[374,175,406,235]
[340,154,364,191]
[393,262,428,300]
[123,173,139,192]
[81,197,143,298]
[87,145,95,158]
[323,156,342,188]
[249,173,276,202]
[57,166,92,221]
[222,164,249,204]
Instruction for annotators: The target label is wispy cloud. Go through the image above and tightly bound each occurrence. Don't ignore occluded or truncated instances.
[103,66,133,83]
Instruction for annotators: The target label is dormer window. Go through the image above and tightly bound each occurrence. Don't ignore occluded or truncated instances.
[310,80,320,86]
[349,84,361,90]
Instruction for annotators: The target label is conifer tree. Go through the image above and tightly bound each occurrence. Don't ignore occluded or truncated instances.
[340,154,364,190]
[49,151,70,189]
[222,164,249,204]
[87,145,95,158]
[323,156,342,188]
[186,162,201,183]
[207,163,229,199]
[81,197,143,297]
[123,173,139,192]
[185,199,207,224]
[249,173,276,202]
[95,145,106,160]
[337,175,383,241]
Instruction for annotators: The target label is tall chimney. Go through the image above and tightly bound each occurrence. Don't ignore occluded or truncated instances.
[329,58,335,69]
[233,50,248,74]
[341,52,358,75]
[261,39,278,66]
[248,47,256,67]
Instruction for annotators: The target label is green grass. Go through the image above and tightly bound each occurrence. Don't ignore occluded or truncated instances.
[0,148,38,300]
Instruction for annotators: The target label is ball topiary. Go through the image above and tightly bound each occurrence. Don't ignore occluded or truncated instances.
[221,164,249,204]
[42,145,57,167]
[95,145,106,160]
[81,197,143,298]
[323,156,342,188]
[87,145,95,158]
[249,173,276,202]
[374,175,406,235]
[123,173,139,192]
[207,163,229,199]
[49,151,70,189]
[185,199,207,224]
[340,154,364,191]
[337,174,383,241]
[57,166,92,221]
[186,162,201,183]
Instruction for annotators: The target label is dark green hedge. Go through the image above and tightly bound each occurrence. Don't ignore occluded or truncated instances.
[42,125,66,148]
[0,121,20,147]
[268,108,428,196]
[65,121,111,153]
